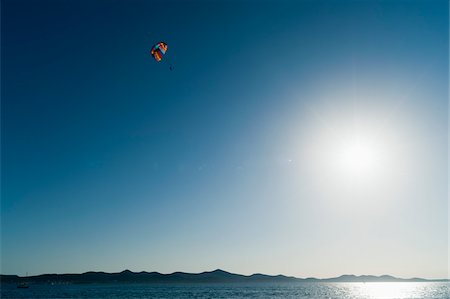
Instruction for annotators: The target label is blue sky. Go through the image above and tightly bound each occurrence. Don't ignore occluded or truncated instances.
[2,0,448,279]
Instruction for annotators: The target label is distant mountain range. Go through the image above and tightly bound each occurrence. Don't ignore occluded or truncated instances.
[1,269,448,284]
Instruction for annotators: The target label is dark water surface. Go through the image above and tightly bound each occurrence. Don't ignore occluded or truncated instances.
[2,282,449,299]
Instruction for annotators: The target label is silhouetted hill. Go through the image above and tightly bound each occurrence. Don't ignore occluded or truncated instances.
[1,269,447,284]
[322,274,432,282]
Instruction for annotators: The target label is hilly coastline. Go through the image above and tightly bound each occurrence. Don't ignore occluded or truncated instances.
[1,269,448,284]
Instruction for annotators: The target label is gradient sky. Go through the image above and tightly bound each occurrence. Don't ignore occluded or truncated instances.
[1,0,448,279]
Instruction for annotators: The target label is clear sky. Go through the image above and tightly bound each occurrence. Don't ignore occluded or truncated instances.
[1,0,448,279]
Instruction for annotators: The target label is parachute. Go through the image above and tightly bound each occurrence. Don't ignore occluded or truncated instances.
[150,42,168,62]
[150,41,173,70]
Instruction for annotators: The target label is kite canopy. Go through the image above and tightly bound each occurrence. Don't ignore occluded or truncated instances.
[150,42,168,62]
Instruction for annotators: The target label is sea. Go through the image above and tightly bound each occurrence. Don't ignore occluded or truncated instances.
[1,282,449,299]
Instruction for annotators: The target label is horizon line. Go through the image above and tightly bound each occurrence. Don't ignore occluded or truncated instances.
[2,269,449,281]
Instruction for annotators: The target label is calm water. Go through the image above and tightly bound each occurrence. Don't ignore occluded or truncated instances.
[1,282,449,299]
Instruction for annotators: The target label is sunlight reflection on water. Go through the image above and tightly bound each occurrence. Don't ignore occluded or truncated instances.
[1,282,449,299]
[344,282,449,299]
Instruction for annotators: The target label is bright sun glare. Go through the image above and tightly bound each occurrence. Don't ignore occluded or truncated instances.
[325,132,389,186]
[299,85,410,197]
[337,139,379,176]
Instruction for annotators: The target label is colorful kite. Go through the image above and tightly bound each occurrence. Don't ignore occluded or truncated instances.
[150,42,168,62]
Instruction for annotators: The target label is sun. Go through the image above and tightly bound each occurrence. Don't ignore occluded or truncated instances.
[334,136,384,181]
[338,140,377,174]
